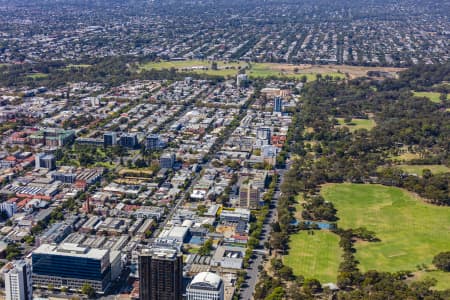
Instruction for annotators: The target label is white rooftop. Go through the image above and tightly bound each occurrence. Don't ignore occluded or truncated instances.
[33,243,108,260]
[190,272,222,289]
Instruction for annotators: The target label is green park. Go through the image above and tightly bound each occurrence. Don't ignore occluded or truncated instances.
[413,91,449,103]
[321,183,450,289]
[284,230,342,283]
[285,183,450,289]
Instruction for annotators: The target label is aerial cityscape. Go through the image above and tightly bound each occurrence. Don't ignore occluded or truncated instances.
[0,0,449,300]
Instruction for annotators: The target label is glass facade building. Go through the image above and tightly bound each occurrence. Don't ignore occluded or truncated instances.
[32,243,111,293]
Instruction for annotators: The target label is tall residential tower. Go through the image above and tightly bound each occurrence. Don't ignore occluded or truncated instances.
[3,260,33,300]
[139,247,183,300]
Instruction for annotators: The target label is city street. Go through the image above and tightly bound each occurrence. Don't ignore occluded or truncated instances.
[239,167,287,300]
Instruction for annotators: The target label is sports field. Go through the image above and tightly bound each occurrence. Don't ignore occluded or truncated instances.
[139,60,347,80]
[336,118,376,131]
[248,63,345,81]
[139,60,247,77]
[321,183,450,289]
[413,91,449,103]
[284,230,342,283]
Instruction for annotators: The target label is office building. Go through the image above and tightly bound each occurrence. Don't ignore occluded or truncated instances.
[103,132,117,147]
[35,153,56,170]
[159,153,176,169]
[51,171,77,184]
[32,243,118,293]
[0,201,17,218]
[3,260,33,300]
[29,129,75,147]
[75,137,104,147]
[139,247,183,300]
[34,153,44,169]
[274,97,283,113]
[119,133,138,149]
[186,272,224,300]
[261,145,279,166]
[239,183,260,209]
[256,127,271,141]
[236,74,248,87]
[146,134,161,151]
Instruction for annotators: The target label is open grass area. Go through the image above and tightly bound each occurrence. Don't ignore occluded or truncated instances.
[284,230,342,283]
[390,153,421,162]
[137,60,404,81]
[413,91,449,103]
[139,60,247,77]
[65,64,91,70]
[413,270,450,290]
[321,183,450,289]
[294,194,305,219]
[336,118,376,131]
[248,63,345,81]
[26,73,48,79]
[397,164,450,175]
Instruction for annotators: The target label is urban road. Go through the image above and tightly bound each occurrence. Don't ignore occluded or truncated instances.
[239,163,289,300]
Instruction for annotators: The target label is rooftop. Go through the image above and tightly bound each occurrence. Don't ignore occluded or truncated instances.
[33,243,108,260]
[190,272,222,290]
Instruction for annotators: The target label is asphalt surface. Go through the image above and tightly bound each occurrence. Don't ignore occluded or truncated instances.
[239,167,287,300]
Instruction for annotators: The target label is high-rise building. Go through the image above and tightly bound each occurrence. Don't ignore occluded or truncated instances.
[35,153,56,170]
[0,201,17,218]
[186,272,224,300]
[256,127,271,141]
[3,260,33,300]
[236,74,248,87]
[239,183,260,209]
[146,134,161,151]
[159,153,176,169]
[32,243,118,293]
[119,133,139,149]
[139,247,183,300]
[103,132,117,147]
[274,97,283,113]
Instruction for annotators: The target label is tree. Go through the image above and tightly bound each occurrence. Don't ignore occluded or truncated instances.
[303,278,322,294]
[198,239,213,256]
[5,243,21,261]
[24,235,35,246]
[432,252,450,272]
[81,283,96,298]
[265,287,285,300]
[279,265,295,281]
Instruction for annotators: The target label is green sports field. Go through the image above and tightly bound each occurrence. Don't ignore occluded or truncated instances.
[413,91,449,103]
[139,60,247,77]
[248,63,345,81]
[139,60,347,80]
[321,183,450,289]
[336,118,376,131]
[284,230,342,283]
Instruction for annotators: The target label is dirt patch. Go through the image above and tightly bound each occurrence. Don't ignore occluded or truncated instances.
[264,63,405,79]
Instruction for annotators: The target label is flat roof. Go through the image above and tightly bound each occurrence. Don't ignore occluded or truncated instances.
[33,243,108,260]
